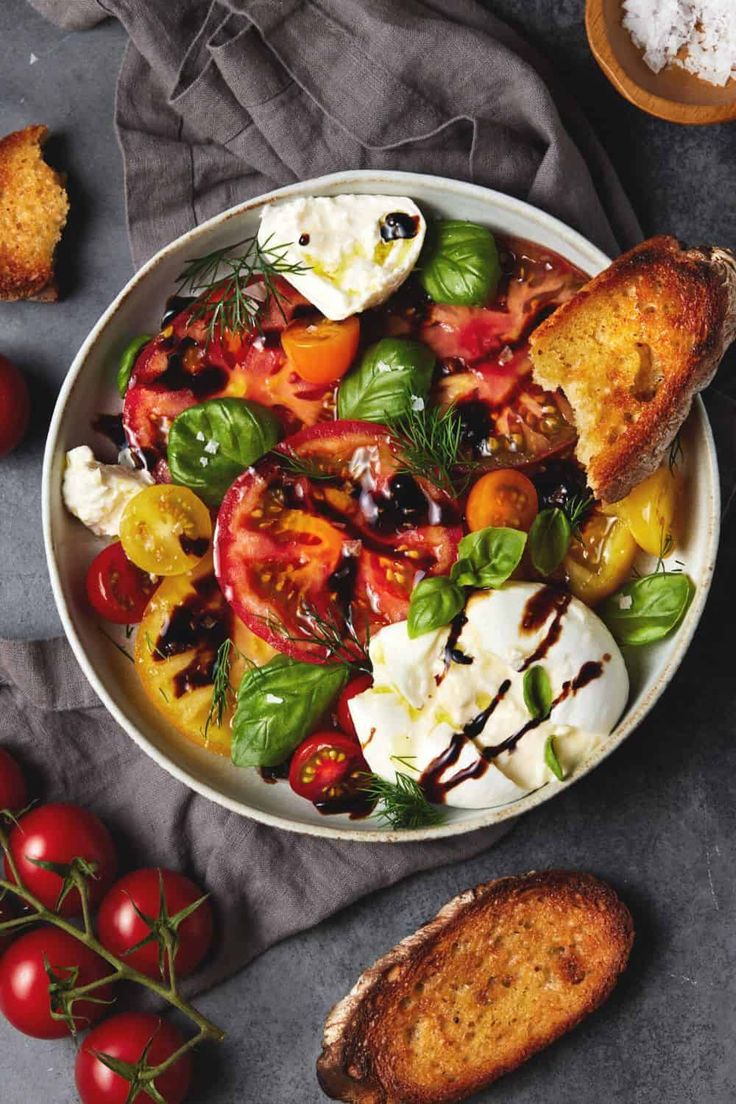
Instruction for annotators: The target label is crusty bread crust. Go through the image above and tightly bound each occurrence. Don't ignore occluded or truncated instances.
[0,124,69,301]
[529,236,736,502]
[317,871,633,1104]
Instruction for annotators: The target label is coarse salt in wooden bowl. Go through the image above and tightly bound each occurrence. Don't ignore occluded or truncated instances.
[586,0,736,124]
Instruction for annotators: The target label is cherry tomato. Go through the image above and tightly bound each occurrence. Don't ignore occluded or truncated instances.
[0,355,30,457]
[0,748,28,812]
[289,731,369,805]
[76,1012,192,1104]
[86,541,157,624]
[97,868,213,982]
[465,469,539,532]
[0,927,111,1038]
[120,484,212,576]
[564,512,638,605]
[5,804,117,916]
[281,315,360,385]
[336,675,373,740]
[608,464,679,558]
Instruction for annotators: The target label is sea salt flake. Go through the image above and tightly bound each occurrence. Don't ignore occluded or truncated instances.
[622,0,736,87]
[203,439,220,455]
[618,593,634,610]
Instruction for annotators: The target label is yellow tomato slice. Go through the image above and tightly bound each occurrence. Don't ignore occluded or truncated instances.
[607,465,679,558]
[134,554,274,756]
[564,512,637,605]
[281,315,360,385]
[120,484,212,576]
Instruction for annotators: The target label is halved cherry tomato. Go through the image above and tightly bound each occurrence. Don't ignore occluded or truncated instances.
[85,541,157,624]
[0,748,27,813]
[120,484,212,576]
[336,675,373,740]
[289,731,369,805]
[76,1012,191,1104]
[465,469,538,532]
[607,464,679,558]
[281,315,360,385]
[0,355,30,457]
[564,512,638,605]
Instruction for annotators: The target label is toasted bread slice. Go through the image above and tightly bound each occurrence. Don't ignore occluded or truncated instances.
[0,124,69,301]
[317,870,633,1104]
[529,236,736,502]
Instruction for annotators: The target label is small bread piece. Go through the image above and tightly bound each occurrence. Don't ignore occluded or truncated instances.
[317,870,633,1104]
[529,236,736,502]
[0,124,69,301]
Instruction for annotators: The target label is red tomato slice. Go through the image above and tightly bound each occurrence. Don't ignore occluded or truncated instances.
[215,421,462,663]
[288,731,369,807]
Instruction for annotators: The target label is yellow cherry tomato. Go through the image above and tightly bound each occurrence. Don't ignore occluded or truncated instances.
[281,315,360,385]
[465,469,539,532]
[564,511,637,606]
[120,484,212,576]
[607,465,679,558]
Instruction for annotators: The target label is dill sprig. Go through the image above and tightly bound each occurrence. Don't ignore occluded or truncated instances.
[668,432,683,472]
[261,603,371,673]
[271,449,339,483]
[562,493,594,539]
[176,233,309,343]
[203,639,235,739]
[388,403,475,497]
[98,626,134,664]
[361,772,446,830]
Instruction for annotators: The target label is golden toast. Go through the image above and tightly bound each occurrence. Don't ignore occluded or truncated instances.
[529,236,736,502]
[317,870,633,1104]
[0,124,69,301]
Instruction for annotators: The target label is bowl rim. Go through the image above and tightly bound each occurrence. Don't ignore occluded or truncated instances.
[42,168,721,842]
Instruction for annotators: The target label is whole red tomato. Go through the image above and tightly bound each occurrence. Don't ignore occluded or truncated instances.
[86,542,157,624]
[76,1012,192,1104]
[6,804,117,916]
[336,675,373,741]
[97,868,213,981]
[0,927,112,1038]
[0,747,28,812]
[0,355,30,457]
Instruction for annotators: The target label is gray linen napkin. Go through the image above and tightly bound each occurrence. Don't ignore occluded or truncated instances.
[14,0,644,990]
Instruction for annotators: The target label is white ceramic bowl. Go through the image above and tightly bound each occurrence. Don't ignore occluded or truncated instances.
[43,170,720,842]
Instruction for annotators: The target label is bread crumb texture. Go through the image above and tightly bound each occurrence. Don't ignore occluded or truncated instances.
[0,124,69,301]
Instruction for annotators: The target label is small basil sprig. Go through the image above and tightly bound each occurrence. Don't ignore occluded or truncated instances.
[599,572,694,646]
[529,507,571,576]
[168,397,282,506]
[544,735,565,781]
[451,526,527,589]
[117,334,152,397]
[407,576,465,640]
[523,665,552,720]
[419,220,500,306]
[231,655,348,768]
[337,338,434,422]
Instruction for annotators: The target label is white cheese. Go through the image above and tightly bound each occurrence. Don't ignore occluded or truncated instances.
[257,195,425,319]
[62,445,152,537]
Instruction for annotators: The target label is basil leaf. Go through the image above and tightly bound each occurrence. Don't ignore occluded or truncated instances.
[523,665,552,720]
[336,338,434,422]
[450,526,526,589]
[231,656,348,768]
[407,576,465,639]
[544,735,565,781]
[599,572,694,646]
[419,220,500,306]
[168,397,282,506]
[117,334,152,397]
[529,508,571,576]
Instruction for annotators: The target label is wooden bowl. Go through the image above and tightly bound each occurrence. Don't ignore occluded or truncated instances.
[586,0,736,124]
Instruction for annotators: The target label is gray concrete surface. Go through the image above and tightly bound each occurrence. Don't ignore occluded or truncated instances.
[1,1,735,1101]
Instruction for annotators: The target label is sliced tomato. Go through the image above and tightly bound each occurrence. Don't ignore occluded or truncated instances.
[215,421,462,663]
[288,731,370,807]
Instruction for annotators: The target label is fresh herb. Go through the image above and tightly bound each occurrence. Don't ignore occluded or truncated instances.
[390,755,419,773]
[451,526,527,589]
[203,639,235,739]
[419,220,500,306]
[143,630,167,661]
[261,602,371,672]
[167,397,282,505]
[523,665,552,720]
[544,734,565,781]
[336,338,434,422]
[117,334,152,397]
[655,527,675,573]
[231,656,348,768]
[97,626,134,664]
[528,508,571,576]
[159,687,170,704]
[362,772,445,830]
[272,449,339,483]
[407,576,465,639]
[562,493,594,539]
[668,433,683,472]
[599,572,694,646]
[176,233,309,343]
[388,402,474,497]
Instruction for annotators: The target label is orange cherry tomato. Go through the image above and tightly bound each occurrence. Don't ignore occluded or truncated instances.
[465,469,539,532]
[281,315,360,385]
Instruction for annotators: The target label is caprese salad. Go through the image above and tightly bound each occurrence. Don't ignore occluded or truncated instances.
[62,194,691,828]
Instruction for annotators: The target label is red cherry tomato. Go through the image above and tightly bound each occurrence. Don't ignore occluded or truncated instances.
[0,355,30,457]
[288,731,369,805]
[97,869,213,981]
[86,542,157,624]
[336,675,373,741]
[76,1012,192,1104]
[0,748,28,812]
[5,804,117,916]
[0,927,112,1038]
